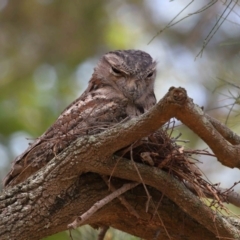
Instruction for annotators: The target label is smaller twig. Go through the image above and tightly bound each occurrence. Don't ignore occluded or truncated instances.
[167,119,176,139]
[150,198,172,240]
[101,175,140,219]
[68,229,73,240]
[185,181,240,208]
[97,226,109,240]
[109,139,143,182]
[184,149,216,157]
[130,144,152,212]
[152,193,164,220]
[195,0,237,59]
[68,182,139,229]
[218,78,240,90]
[148,0,215,44]
[175,139,190,143]
[172,132,182,140]
[223,181,240,193]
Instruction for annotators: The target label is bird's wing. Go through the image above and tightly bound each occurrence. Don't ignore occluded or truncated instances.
[3,90,128,187]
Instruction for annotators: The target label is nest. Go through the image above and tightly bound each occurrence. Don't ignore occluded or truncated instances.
[116,128,233,210]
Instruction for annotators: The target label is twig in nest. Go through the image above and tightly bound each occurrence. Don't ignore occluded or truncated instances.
[184,149,216,157]
[68,182,139,229]
[109,139,143,182]
[126,129,240,211]
[130,143,152,212]
[101,175,140,219]
[145,190,172,240]
[97,226,109,240]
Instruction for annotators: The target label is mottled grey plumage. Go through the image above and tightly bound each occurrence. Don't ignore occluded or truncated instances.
[3,50,157,187]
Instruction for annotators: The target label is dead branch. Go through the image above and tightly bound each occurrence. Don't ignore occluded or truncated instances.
[185,182,240,208]
[68,182,139,229]
[148,0,218,45]
[101,175,140,219]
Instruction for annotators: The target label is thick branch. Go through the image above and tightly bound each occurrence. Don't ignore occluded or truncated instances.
[82,87,240,168]
[1,87,240,239]
[86,155,240,238]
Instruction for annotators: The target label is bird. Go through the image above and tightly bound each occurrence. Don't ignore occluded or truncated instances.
[3,49,157,187]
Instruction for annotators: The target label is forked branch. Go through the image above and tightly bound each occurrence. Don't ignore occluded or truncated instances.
[1,87,240,240]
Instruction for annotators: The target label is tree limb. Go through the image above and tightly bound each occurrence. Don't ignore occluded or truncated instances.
[1,87,240,239]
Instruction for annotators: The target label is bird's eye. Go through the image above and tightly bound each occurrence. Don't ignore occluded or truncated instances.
[111,67,122,76]
[147,72,154,78]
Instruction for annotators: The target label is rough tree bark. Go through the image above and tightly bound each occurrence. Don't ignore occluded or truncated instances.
[1,87,240,240]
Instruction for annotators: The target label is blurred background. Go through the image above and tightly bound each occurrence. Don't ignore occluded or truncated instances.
[0,1,240,239]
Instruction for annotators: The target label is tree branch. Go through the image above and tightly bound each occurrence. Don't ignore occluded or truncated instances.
[1,87,240,239]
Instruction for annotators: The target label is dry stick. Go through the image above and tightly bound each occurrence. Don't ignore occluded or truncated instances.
[224,95,237,126]
[68,182,139,229]
[130,144,152,212]
[101,175,140,219]
[219,78,240,90]
[148,0,217,44]
[148,0,194,44]
[150,193,172,240]
[152,193,164,220]
[151,201,172,240]
[216,78,240,125]
[109,140,143,183]
[196,0,236,59]
[185,182,240,208]
[97,226,109,240]
[106,151,169,236]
